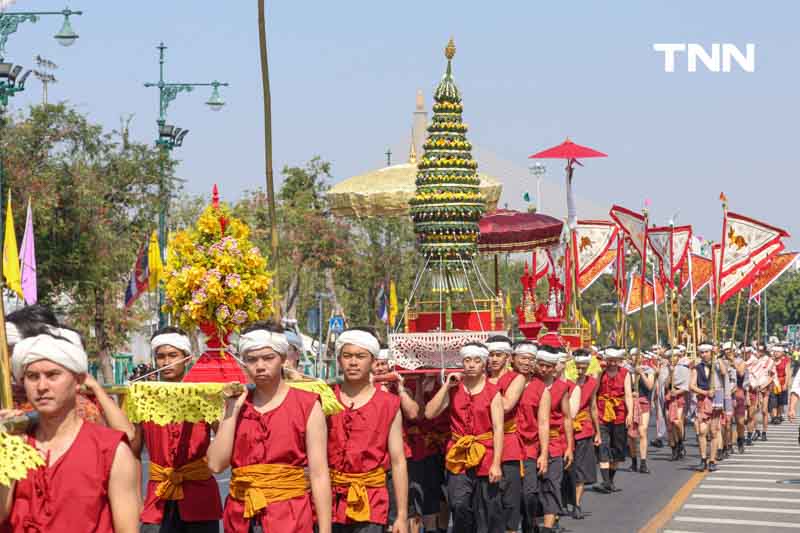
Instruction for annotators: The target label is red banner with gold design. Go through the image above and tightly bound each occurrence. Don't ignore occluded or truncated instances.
[578,247,616,293]
[690,254,713,301]
[625,275,665,315]
[749,252,798,301]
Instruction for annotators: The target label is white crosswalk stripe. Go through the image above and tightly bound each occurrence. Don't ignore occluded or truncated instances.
[665,421,800,532]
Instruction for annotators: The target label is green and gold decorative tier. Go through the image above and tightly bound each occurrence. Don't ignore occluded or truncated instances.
[411,38,487,276]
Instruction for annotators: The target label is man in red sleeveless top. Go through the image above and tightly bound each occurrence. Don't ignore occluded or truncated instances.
[569,349,600,520]
[425,342,504,533]
[509,341,549,533]
[531,345,573,533]
[771,345,791,424]
[594,347,633,494]
[486,335,526,533]
[327,328,408,533]
[371,348,424,533]
[208,320,332,533]
[131,326,223,533]
[0,332,140,532]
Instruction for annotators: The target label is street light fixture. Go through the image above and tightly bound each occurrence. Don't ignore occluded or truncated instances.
[143,42,229,327]
[528,161,546,213]
[0,8,84,61]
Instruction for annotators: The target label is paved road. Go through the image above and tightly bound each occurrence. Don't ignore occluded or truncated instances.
[663,421,800,533]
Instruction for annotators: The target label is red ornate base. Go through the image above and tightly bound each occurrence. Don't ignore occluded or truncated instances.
[518,322,542,340]
[182,324,247,383]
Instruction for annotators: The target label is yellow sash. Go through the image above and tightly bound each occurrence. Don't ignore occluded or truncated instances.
[424,430,451,451]
[503,420,517,434]
[445,431,494,474]
[149,457,213,501]
[573,410,591,432]
[330,467,387,523]
[599,394,622,423]
[229,464,309,518]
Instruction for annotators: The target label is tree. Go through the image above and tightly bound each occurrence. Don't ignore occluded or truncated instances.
[1,104,179,381]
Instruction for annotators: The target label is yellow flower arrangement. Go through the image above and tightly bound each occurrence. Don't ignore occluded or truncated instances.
[163,202,274,333]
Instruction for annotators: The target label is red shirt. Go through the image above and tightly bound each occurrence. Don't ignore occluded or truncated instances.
[597,368,629,424]
[575,376,597,440]
[776,356,790,384]
[141,421,222,524]
[548,379,570,457]
[446,380,499,476]
[328,386,400,526]
[402,381,441,461]
[223,387,319,533]
[10,421,126,533]
[517,378,547,460]
[493,371,524,462]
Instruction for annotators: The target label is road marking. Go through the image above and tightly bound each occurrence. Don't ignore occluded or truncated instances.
[683,503,800,514]
[692,493,800,503]
[674,516,800,529]
[710,469,800,475]
[663,530,705,533]
[638,471,705,533]
[701,483,800,492]
[724,458,800,463]
[717,465,800,470]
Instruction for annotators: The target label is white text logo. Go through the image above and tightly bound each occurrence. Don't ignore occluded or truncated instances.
[653,43,755,73]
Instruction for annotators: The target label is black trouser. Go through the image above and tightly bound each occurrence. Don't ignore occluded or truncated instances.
[520,459,540,533]
[139,501,219,533]
[446,469,504,533]
[500,461,522,531]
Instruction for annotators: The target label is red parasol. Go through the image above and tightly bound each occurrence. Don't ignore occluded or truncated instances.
[478,209,563,253]
[529,138,607,161]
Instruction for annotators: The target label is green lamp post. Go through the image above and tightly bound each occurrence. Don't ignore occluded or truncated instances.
[143,42,229,328]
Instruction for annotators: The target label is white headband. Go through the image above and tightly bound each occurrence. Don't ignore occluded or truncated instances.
[721,341,734,351]
[335,330,380,358]
[377,348,390,361]
[460,344,489,361]
[238,329,289,356]
[698,343,713,352]
[151,333,192,355]
[486,341,512,354]
[514,343,538,357]
[771,345,785,353]
[536,350,561,364]
[574,354,592,364]
[603,348,626,360]
[12,333,88,381]
[5,322,20,346]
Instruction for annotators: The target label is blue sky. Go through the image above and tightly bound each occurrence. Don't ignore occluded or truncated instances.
[5,1,799,245]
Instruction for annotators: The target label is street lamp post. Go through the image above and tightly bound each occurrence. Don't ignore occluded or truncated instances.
[0,6,83,408]
[528,162,545,213]
[143,42,229,328]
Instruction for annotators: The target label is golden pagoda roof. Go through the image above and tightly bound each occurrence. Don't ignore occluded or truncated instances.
[327,162,502,218]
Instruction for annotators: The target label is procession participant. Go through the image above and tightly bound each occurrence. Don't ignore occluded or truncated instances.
[485,335,526,533]
[283,329,303,371]
[690,343,726,471]
[401,372,446,533]
[372,348,422,533]
[511,341,536,378]
[748,344,776,441]
[568,349,600,520]
[555,351,577,519]
[720,342,739,459]
[328,328,408,533]
[770,345,792,424]
[532,345,573,532]
[627,351,655,474]
[511,341,550,533]
[425,342,504,533]
[131,326,222,533]
[650,345,669,449]
[207,320,331,533]
[744,346,761,444]
[732,346,749,454]
[594,347,633,493]
[0,332,140,532]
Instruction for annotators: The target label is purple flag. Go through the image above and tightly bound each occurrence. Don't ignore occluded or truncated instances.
[20,199,36,305]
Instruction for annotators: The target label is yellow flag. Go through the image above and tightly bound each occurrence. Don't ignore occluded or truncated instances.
[148,231,163,291]
[505,291,512,317]
[580,311,591,332]
[388,279,399,326]
[594,308,602,335]
[3,195,22,298]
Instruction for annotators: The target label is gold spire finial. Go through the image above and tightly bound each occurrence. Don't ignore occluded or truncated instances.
[408,131,417,164]
[445,37,456,60]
